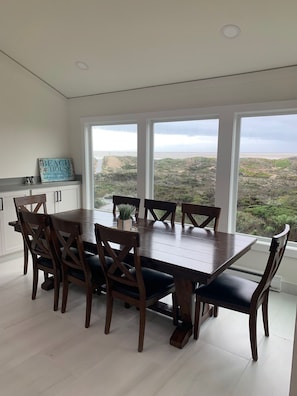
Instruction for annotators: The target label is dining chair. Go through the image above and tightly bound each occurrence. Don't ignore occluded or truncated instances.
[18,210,60,311]
[50,216,105,328]
[193,224,290,361]
[94,223,177,352]
[14,194,48,275]
[144,198,177,227]
[181,203,221,230]
[112,195,141,221]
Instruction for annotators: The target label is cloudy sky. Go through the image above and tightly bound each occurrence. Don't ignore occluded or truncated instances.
[92,114,297,154]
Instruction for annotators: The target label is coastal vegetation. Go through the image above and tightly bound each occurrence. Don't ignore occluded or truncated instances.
[93,155,297,241]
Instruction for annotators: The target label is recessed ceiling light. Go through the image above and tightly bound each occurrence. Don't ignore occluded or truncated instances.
[221,24,241,39]
[75,61,89,70]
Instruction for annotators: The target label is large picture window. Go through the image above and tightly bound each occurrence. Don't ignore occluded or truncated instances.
[84,104,297,247]
[237,114,297,242]
[153,119,219,222]
[92,124,137,211]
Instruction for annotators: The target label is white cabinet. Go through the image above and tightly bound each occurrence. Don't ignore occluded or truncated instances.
[0,183,81,257]
[0,189,30,256]
[32,184,81,214]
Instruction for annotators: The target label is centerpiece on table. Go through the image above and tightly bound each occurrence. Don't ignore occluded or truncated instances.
[117,204,135,231]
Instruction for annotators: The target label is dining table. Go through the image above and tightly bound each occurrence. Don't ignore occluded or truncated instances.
[50,209,257,349]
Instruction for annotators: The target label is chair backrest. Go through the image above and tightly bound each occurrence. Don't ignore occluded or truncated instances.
[181,203,221,230]
[14,194,47,217]
[94,223,145,299]
[112,195,141,220]
[18,210,53,260]
[50,216,92,279]
[253,224,290,304]
[144,199,177,227]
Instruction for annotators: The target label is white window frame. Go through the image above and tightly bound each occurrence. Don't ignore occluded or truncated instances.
[81,99,297,256]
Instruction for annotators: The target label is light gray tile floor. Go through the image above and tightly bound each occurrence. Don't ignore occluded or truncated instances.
[0,255,296,396]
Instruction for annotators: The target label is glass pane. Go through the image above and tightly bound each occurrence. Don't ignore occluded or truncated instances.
[153,119,219,223]
[92,124,137,211]
[237,114,297,241]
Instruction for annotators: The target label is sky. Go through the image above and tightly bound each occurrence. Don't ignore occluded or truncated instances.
[92,114,297,153]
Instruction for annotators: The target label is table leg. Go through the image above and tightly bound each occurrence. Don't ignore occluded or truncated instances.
[170,278,194,348]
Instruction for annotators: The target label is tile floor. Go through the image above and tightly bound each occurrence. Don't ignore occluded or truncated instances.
[0,255,296,396]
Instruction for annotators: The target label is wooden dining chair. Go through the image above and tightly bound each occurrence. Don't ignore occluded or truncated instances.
[181,203,221,230]
[194,224,290,361]
[144,199,177,227]
[18,210,60,311]
[14,194,47,275]
[50,216,105,328]
[112,195,141,221]
[94,223,177,352]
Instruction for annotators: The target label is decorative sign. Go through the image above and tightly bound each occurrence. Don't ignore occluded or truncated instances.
[39,158,75,183]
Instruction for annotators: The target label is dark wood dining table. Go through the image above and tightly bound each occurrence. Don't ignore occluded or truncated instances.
[50,209,257,349]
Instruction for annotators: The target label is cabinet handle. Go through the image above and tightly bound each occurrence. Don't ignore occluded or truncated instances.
[0,197,3,211]
[59,190,62,202]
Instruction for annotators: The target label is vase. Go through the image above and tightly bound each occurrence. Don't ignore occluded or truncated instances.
[117,218,133,231]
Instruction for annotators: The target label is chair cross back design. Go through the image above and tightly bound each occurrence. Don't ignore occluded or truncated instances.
[194,224,290,361]
[18,210,60,311]
[14,194,47,275]
[50,216,105,328]
[144,199,177,227]
[181,203,221,230]
[95,223,176,352]
[112,195,141,221]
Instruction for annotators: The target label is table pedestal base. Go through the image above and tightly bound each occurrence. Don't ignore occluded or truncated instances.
[170,324,193,348]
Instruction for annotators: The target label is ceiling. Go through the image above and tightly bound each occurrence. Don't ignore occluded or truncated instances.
[1,0,297,99]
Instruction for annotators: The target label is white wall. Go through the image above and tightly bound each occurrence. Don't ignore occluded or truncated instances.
[68,66,297,174]
[0,52,68,178]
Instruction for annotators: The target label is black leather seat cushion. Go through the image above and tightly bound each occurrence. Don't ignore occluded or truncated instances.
[196,273,258,308]
[37,256,54,268]
[114,267,175,300]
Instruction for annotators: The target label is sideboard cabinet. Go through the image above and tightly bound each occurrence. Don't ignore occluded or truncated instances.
[0,183,81,257]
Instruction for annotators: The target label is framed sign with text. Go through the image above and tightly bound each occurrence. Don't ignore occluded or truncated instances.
[39,158,75,182]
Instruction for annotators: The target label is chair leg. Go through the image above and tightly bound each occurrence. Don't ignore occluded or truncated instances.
[85,288,92,328]
[61,278,69,314]
[53,274,60,312]
[193,298,202,339]
[249,310,258,361]
[32,265,39,300]
[23,241,29,275]
[262,293,269,337]
[213,305,219,317]
[138,306,146,352]
[105,294,113,334]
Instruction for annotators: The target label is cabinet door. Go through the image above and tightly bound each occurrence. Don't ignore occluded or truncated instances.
[55,185,81,213]
[32,184,81,214]
[0,190,30,256]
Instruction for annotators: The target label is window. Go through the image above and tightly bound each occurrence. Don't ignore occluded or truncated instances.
[92,124,137,211]
[237,114,297,242]
[84,103,297,248]
[153,119,219,222]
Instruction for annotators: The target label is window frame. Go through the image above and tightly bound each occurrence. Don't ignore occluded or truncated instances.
[81,100,297,255]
